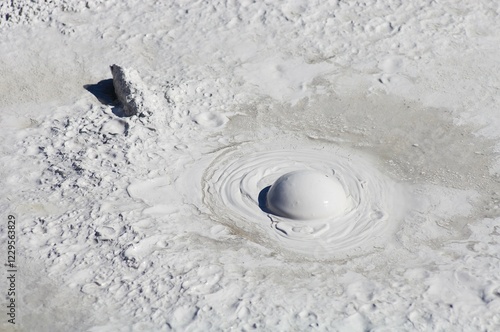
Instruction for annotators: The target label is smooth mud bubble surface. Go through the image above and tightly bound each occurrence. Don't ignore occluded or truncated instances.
[265,170,349,220]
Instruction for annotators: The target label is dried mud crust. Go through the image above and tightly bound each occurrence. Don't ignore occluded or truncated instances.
[0,0,107,28]
[1,0,500,331]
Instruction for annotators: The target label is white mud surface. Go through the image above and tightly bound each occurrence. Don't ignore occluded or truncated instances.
[203,139,405,260]
[1,0,500,331]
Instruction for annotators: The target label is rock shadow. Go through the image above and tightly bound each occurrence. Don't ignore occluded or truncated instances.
[84,79,126,117]
[84,79,116,105]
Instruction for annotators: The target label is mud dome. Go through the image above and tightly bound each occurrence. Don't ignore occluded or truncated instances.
[203,138,406,260]
[266,170,349,220]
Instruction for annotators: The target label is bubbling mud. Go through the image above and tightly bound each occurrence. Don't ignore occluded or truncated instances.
[266,170,349,220]
[203,139,406,260]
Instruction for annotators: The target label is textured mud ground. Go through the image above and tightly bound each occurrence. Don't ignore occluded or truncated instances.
[1,1,500,331]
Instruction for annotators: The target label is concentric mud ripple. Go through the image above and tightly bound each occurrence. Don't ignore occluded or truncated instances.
[203,139,405,260]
